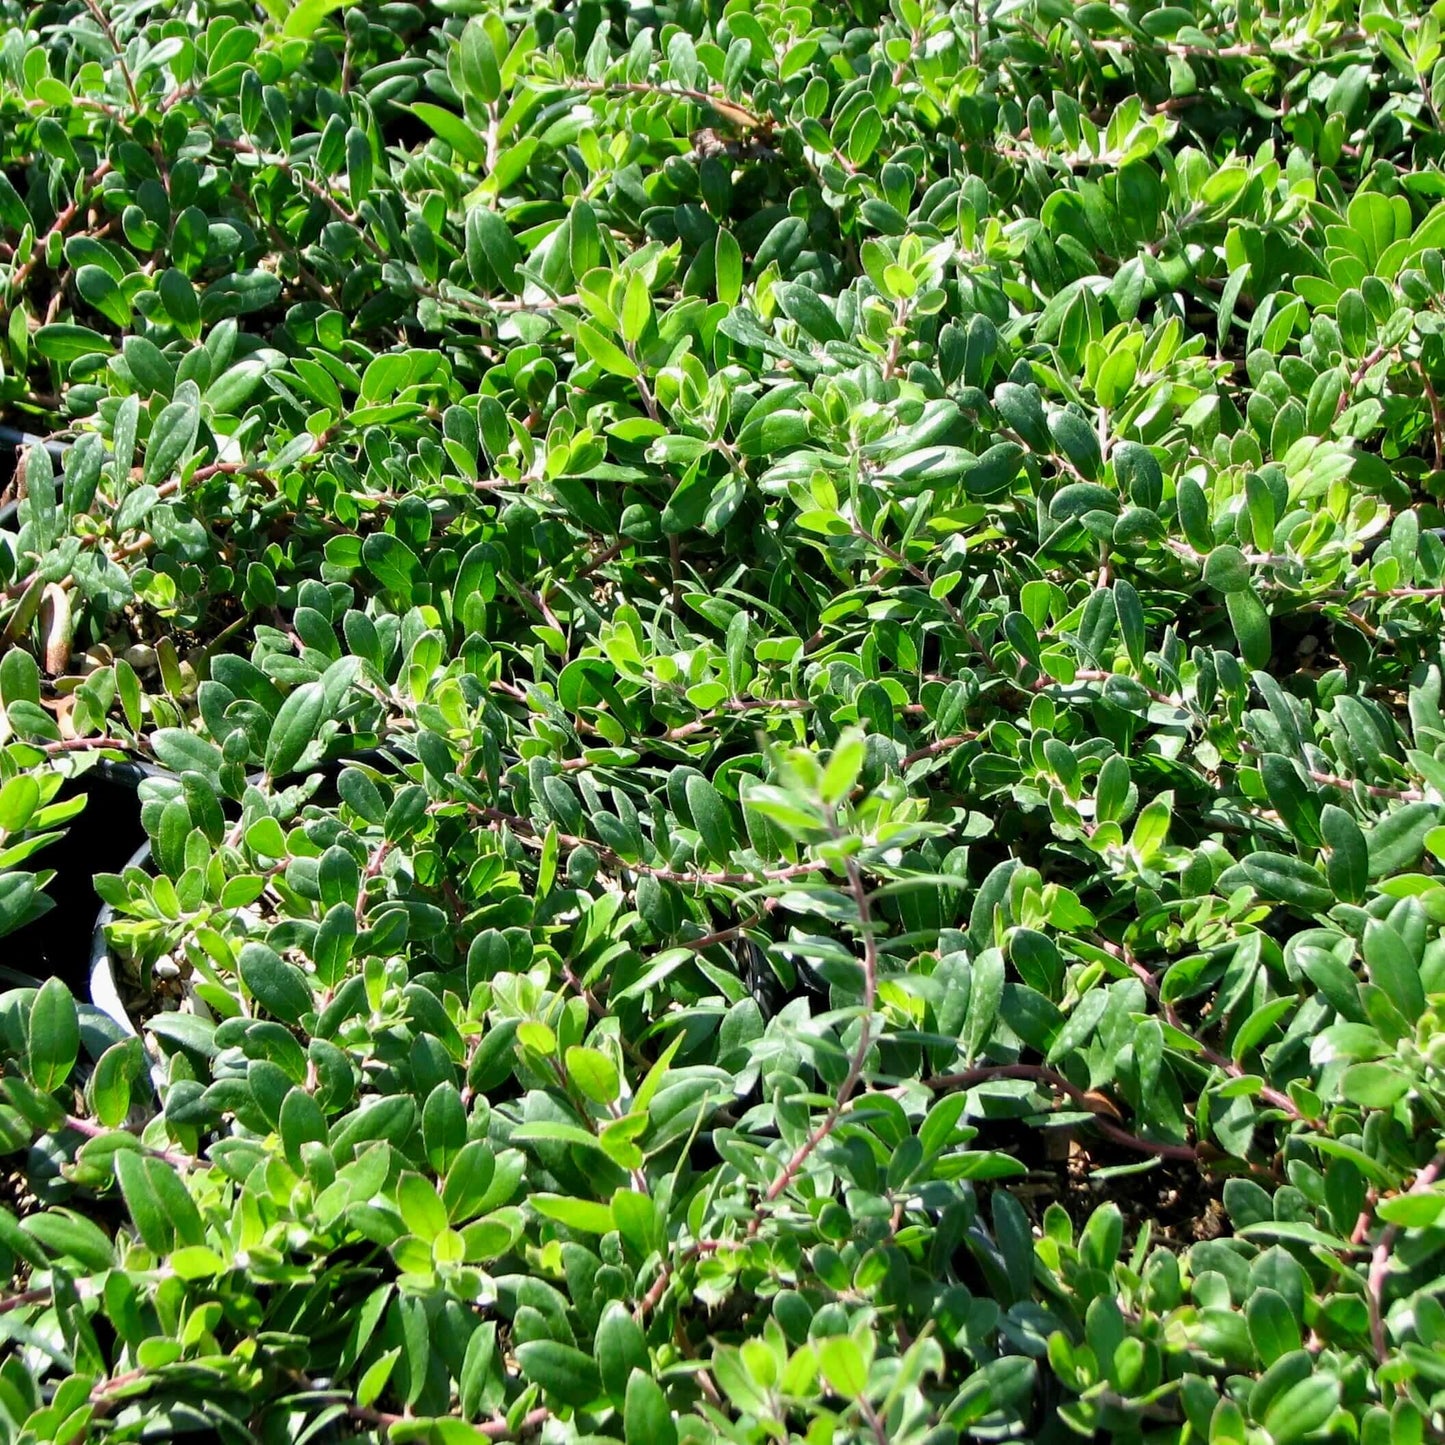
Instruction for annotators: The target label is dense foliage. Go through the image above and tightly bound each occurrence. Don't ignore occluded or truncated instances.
[3,0,1445,1440]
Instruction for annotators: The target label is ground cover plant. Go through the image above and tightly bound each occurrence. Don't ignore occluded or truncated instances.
[3,0,1445,1440]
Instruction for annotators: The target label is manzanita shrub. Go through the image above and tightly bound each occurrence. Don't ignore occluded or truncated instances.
[3,0,1445,1440]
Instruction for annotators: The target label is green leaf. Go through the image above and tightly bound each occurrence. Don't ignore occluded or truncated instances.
[357,1348,401,1410]
[21,1208,117,1271]
[1368,802,1439,878]
[264,681,327,778]
[821,730,866,805]
[459,19,502,103]
[624,1369,677,1445]
[460,1207,523,1261]
[735,410,811,457]
[27,976,79,1093]
[1048,410,1102,479]
[774,282,844,344]
[34,324,114,361]
[1363,919,1425,1020]
[819,1334,868,1398]
[1261,1377,1340,1445]
[397,1173,448,1242]
[715,229,743,306]
[346,125,373,207]
[1259,754,1321,849]
[531,1193,614,1233]
[465,207,522,293]
[1236,853,1333,914]
[1340,1061,1411,1107]
[1375,1189,1445,1228]
[1321,805,1368,904]
[1113,579,1146,671]
[422,1083,467,1175]
[684,774,735,865]
[1226,589,1271,670]
[238,942,314,1023]
[1246,1288,1301,1367]
[76,264,130,327]
[282,0,359,39]
[564,1046,620,1105]
[1050,482,1118,521]
[621,272,652,346]
[90,1039,143,1128]
[201,270,281,322]
[459,1322,499,1420]
[577,321,639,379]
[847,106,884,166]
[362,533,425,597]
[515,1340,602,1408]
[157,269,201,337]
[1204,544,1250,593]
[595,1300,648,1407]
[115,1150,174,1254]
[443,1140,498,1223]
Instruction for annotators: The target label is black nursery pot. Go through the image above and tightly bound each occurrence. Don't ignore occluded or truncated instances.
[8,759,165,994]
[87,838,156,1048]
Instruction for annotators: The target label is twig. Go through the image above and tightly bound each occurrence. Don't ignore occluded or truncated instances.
[1336,344,1394,419]
[757,851,879,1207]
[63,1113,195,1170]
[38,737,136,755]
[349,1403,549,1441]
[1368,1148,1445,1366]
[676,909,769,955]
[881,298,911,382]
[851,524,975,640]
[635,844,884,1314]
[923,1063,1198,1160]
[572,539,624,582]
[356,841,393,924]
[1303,767,1423,801]
[0,1286,51,1316]
[4,160,114,297]
[1032,669,1185,712]
[82,0,142,112]
[1085,30,1364,61]
[627,347,683,606]
[1237,743,1424,801]
[1095,936,1304,1120]
[900,734,976,769]
[633,1239,723,1321]
[859,1397,890,1445]
[1416,361,1445,471]
[552,78,765,130]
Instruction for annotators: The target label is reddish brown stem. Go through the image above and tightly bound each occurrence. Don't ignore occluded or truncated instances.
[63,1114,194,1170]
[559,78,764,130]
[1368,1148,1445,1366]
[900,734,977,769]
[758,853,879,1207]
[1098,937,1304,1121]
[0,1287,51,1316]
[924,1063,1197,1160]
[6,161,114,296]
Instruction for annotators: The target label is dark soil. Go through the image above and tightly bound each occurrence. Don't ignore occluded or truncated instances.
[976,1111,1229,1249]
